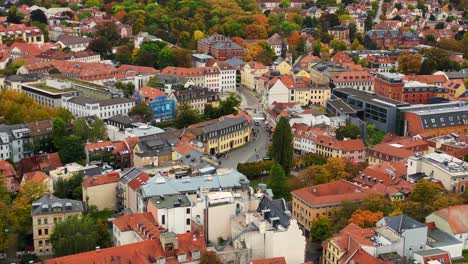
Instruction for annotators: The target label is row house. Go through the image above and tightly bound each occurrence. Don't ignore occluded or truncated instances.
[84,140,132,169]
[328,26,350,42]
[135,86,175,121]
[187,112,252,155]
[368,136,429,165]
[0,124,32,163]
[267,74,331,107]
[32,194,83,255]
[36,50,101,63]
[367,55,396,73]
[161,64,236,93]
[329,70,374,93]
[241,61,269,90]
[292,125,327,154]
[171,85,220,114]
[0,24,44,45]
[82,172,120,211]
[314,135,367,163]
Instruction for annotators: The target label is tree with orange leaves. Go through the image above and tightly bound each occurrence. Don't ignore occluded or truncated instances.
[349,209,383,228]
[231,36,246,47]
[244,24,268,39]
[114,10,127,22]
[287,31,300,46]
[252,14,268,26]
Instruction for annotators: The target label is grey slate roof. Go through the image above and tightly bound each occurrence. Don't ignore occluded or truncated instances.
[202,116,248,134]
[139,169,249,198]
[257,196,291,229]
[380,215,425,234]
[31,194,83,216]
[57,35,92,46]
[119,167,145,185]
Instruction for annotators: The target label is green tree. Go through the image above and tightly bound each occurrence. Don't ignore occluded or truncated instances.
[58,135,86,164]
[364,13,373,31]
[365,123,384,146]
[54,172,84,200]
[129,103,154,123]
[89,119,108,142]
[219,93,241,116]
[335,124,360,140]
[310,216,331,242]
[50,216,99,257]
[72,118,90,141]
[279,0,290,8]
[174,103,200,129]
[157,46,174,69]
[30,9,47,24]
[115,82,135,98]
[115,45,133,65]
[271,117,293,174]
[268,163,288,199]
[410,179,443,203]
[52,117,67,149]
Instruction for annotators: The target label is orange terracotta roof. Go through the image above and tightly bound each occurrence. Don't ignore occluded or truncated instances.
[139,86,166,100]
[0,160,16,177]
[82,172,119,188]
[45,240,165,264]
[353,161,408,187]
[161,66,206,77]
[433,205,468,234]
[128,172,150,190]
[291,180,372,207]
[113,212,161,237]
[315,135,366,152]
[23,171,49,184]
[251,257,286,264]
[402,75,447,84]
[9,42,43,56]
[331,70,373,83]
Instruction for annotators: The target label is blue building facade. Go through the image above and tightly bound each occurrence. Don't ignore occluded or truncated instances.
[148,95,175,121]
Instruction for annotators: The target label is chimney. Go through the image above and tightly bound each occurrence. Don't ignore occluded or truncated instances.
[96,246,101,252]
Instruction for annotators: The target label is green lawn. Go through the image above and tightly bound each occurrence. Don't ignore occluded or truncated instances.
[463,250,468,262]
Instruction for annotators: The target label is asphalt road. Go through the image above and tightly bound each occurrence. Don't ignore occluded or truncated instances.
[218,86,270,168]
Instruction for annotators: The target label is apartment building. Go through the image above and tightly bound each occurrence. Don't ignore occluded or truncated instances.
[171,86,220,114]
[32,194,83,255]
[267,75,330,107]
[0,124,32,162]
[0,24,44,45]
[368,137,429,165]
[21,82,80,108]
[161,65,236,93]
[315,135,367,163]
[62,96,134,119]
[407,153,468,193]
[82,172,119,211]
[330,70,374,93]
[241,61,269,90]
[291,180,372,232]
[188,113,252,155]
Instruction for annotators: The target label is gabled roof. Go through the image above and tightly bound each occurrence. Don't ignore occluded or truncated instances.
[57,35,92,46]
[139,86,166,100]
[431,205,468,234]
[257,196,291,229]
[379,215,425,234]
[23,171,49,184]
[0,160,16,177]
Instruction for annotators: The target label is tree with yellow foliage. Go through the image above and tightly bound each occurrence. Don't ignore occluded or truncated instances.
[349,209,383,228]
[193,30,204,41]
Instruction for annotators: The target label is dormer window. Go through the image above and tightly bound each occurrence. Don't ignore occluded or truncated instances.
[177,254,187,262]
[192,250,200,259]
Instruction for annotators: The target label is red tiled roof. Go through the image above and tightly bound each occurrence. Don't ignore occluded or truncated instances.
[128,172,150,190]
[278,75,311,89]
[0,160,16,177]
[139,86,166,100]
[23,171,49,184]
[251,257,286,264]
[315,135,366,152]
[331,51,354,65]
[291,180,372,207]
[370,137,429,159]
[331,70,373,83]
[402,75,447,84]
[9,42,43,56]
[82,172,119,188]
[45,240,165,264]
[432,205,468,234]
[113,212,161,236]
[353,161,408,187]
[161,66,206,77]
